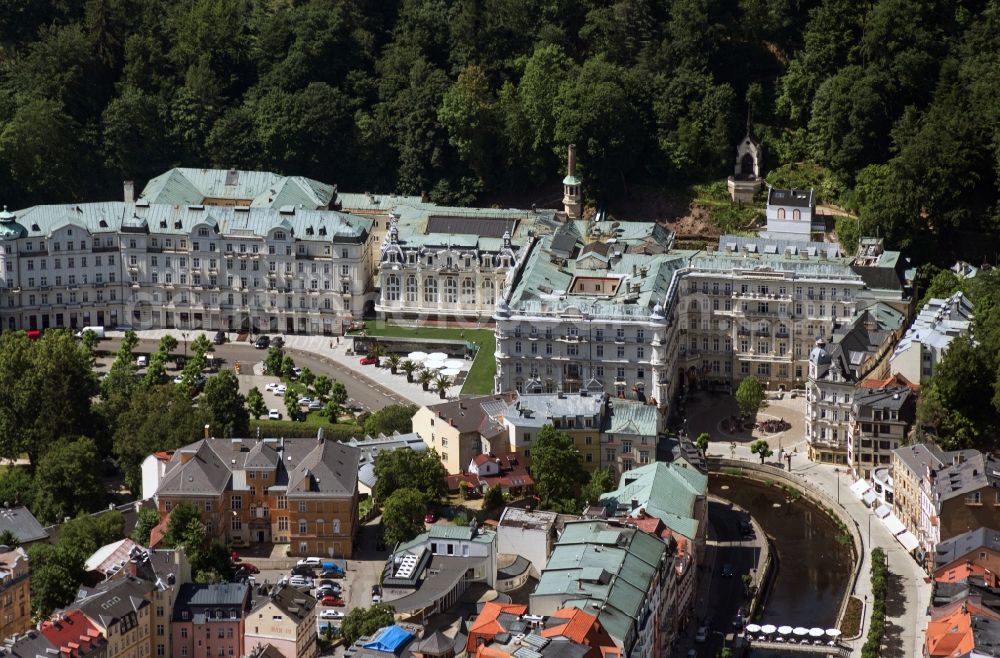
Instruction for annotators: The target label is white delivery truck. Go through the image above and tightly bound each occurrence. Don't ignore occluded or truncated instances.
[75,326,106,339]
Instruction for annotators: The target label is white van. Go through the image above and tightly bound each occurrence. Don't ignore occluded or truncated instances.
[75,326,105,339]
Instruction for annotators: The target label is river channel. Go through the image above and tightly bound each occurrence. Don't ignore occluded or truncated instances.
[710,474,854,657]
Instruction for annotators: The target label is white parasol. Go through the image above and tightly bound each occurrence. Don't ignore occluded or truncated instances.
[793,627,809,637]
[760,624,777,634]
[825,629,842,638]
[777,626,793,635]
[407,351,427,362]
[441,368,461,377]
[744,623,761,634]
[426,352,448,361]
[809,628,825,638]
[444,359,465,369]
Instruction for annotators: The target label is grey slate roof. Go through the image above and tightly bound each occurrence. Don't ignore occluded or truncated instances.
[892,443,946,479]
[851,387,914,417]
[77,576,154,629]
[0,631,59,657]
[934,453,1000,503]
[156,438,359,499]
[173,582,250,622]
[767,188,814,208]
[0,506,49,544]
[251,584,316,622]
[935,527,1000,570]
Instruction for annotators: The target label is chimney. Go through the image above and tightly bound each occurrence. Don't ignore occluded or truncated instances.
[630,498,639,510]
[567,144,577,177]
[123,180,134,204]
[203,424,210,440]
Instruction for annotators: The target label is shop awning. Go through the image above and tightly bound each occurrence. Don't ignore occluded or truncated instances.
[862,491,878,506]
[873,505,891,519]
[851,479,871,498]
[881,513,906,536]
[897,530,920,552]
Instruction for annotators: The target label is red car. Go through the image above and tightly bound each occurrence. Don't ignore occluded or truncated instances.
[230,551,240,562]
[320,595,345,607]
[424,512,436,523]
[238,562,260,575]
[359,356,378,365]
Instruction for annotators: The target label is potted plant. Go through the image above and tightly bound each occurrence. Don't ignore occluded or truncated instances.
[434,374,452,399]
[386,353,401,374]
[400,360,417,382]
[418,368,434,391]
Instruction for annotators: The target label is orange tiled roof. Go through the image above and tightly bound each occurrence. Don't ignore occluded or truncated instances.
[466,602,528,653]
[862,373,919,391]
[926,600,1000,657]
[541,608,616,658]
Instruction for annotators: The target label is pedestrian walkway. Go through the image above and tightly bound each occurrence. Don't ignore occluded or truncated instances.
[107,329,453,406]
[708,435,930,658]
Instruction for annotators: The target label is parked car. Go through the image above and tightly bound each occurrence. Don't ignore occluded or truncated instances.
[359,356,378,365]
[268,409,281,420]
[371,584,382,603]
[292,367,303,377]
[695,627,708,643]
[298,557,323,567]
[424,512,436,523]
[265,382,278,391]
[239,562,260,574]
[213,330,226,345]
[320,595,345,607]
[298,397,313,406]
[254,335,270,349]
[289,576,313,588]
[136,355,147,367]
[308,400,323,410]
[320,570,344,580]
[317,580,337,590]
[320,610,345,620]
[290,565,315,577]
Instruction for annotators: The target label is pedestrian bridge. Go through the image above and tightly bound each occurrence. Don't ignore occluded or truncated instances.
[743,639,850,657]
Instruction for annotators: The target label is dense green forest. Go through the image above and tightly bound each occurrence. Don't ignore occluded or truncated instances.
[1,0,999,263]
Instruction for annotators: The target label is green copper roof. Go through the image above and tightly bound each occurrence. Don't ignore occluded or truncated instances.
[599,462,706,539]
[140,167,335,209]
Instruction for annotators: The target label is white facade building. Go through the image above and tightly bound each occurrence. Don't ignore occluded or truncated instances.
[376,201,557,319]
[0,200,376,334]
[890,291,973,383]
[496,507,563,578]
[763,187,822,241]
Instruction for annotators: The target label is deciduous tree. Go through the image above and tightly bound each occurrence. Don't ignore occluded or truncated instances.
[531,425,586,509]
[382,487,427,546]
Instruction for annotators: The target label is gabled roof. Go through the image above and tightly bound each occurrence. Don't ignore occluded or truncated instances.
[140,167,335,209]
[172,582,250,622]
[251,584,316,622]
[76,577,154,630]
[935,527,1000,570]
[155,438,359,500]
[598,462,706,539]
[467,602,528,652]
[39,609,107,657]
[0,505,49,544]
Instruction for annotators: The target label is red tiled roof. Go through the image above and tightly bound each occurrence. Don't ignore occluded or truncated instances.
[148,510,170,548]
[153,451,174,461]
[862,373,919,391]
[40,610,107,657]
[466,602,528,653]
[539,608,616,658]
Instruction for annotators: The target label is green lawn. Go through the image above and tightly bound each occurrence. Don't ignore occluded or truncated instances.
[351,324,496,396]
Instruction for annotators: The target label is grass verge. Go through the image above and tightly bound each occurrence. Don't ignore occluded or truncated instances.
[691,180,764,234]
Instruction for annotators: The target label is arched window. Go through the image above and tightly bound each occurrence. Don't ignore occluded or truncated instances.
[483,279,495,305]
[423,277,438,303]
[462,278,475,304]
[444,278,457,303]
[792,209,801,220]
[777,208,786,219]
[385,274,400,302]
[405,276,417,302]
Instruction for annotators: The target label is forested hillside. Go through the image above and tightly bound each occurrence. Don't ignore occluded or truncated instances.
[0,0,997,263]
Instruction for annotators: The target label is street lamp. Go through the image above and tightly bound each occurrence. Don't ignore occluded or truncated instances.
[181,331,189,359]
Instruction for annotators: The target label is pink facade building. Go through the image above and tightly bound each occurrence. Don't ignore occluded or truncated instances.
[171,582,251,658]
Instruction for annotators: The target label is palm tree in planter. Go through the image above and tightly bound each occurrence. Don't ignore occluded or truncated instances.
[434,374,452,399]
[386,353,402,374]
[400,360,418,383]
[368,343,385,365]
[417,368,434,391]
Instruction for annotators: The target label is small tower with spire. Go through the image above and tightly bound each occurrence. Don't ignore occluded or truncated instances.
[562,144,582,219]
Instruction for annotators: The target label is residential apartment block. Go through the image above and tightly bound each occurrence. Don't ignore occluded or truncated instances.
[890,291,973,383]
[411,395,512,475]
[38,610,108,658]
[76,576,156,658]
[171,583,251,658]
[0,546,30,641]
[243,585,318,658]
[530,520,670,658]
[847,386,917,480]
[150,437,359,558]
[805,303,907,464]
